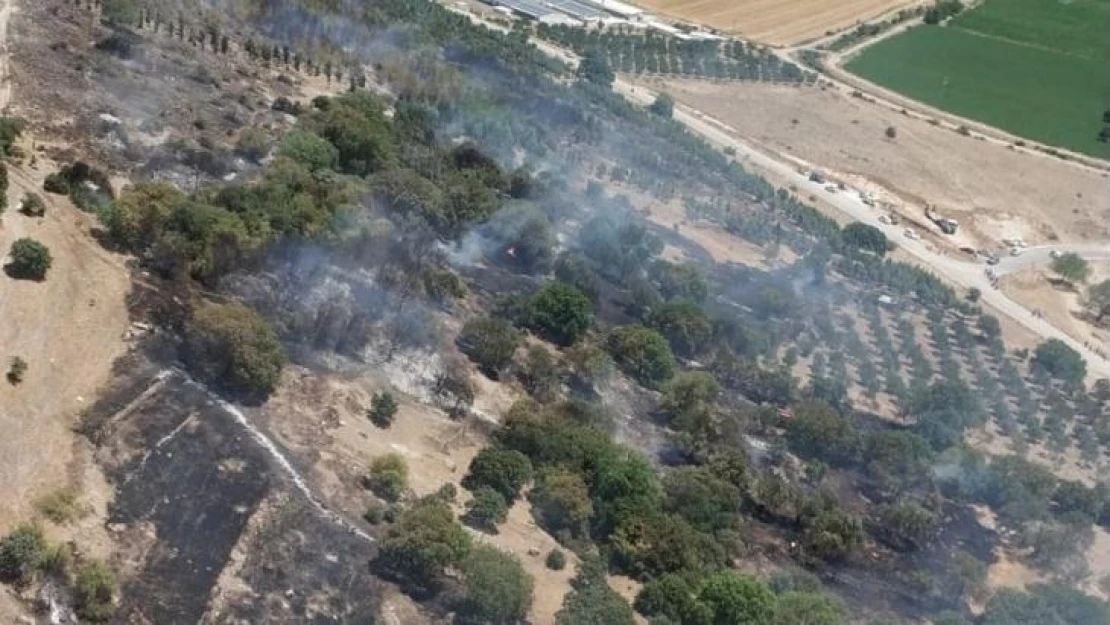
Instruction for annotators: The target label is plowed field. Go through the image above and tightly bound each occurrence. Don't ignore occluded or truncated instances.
[629,0,919,45]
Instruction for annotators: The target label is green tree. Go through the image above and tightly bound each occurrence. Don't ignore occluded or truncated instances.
[785,402,859,465]
[278,129,339,171]
[841,222,889,256]
[99,181,185,251]
[607,324,677,388]
[772,591,848,625]
[658,371,719,433]
[546,548,567,570]
[531,468,594,539]
[462,447,534,501]
[529,281,594,346]
[75,560,117,622]
[366,453,409,502]
[368,390,399,428]
[0,524,46,584]
[577,49,615,88]
[7,238,52,280]
[662,466,741,533]
[1084,279,1110,323]
[183,301,285,396]
[454,545,534,624]
[1052,252,1090,286]
[458,317,521,378]
[375,497,472,591]
[556,555,637,625]
[698,571,776,625]
[649,92,675,118]
[647,299,713,358]
[875,501,939,550]
[1031,338,1087,385]
[464,486,509,532]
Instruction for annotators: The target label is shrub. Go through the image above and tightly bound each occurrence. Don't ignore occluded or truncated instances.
[454,545,535,625]
[458,317,521,378]
[528,282,593,347]
[462,447,533,501]
[19,193,46,217]
[368,390,399,428]
[182,301,285,397]
[366,453,409,503]
[34,487,89,524]
[363,502,387,525]
[7,356,27,384]
[464,486,509,532]
[375,497,471,591]
[75,560,117,622]
[1031,338,1087,386]
[546,548,567,570]
[0,525,46,584]
[7,238,52,280]
[606,325,677,389]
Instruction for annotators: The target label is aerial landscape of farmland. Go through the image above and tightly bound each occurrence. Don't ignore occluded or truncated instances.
[846,0,1110,157]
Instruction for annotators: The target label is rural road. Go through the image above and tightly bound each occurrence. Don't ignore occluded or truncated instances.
[994,245,1110,277]
[440,5,1110,380]
[612,78,1110,379]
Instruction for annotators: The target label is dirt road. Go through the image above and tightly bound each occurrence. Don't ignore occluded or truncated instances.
[0,0,10,110]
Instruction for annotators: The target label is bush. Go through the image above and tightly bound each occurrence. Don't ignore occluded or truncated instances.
[841,222,889,256]
[528,282,594,347]
[1031,338,1087,386]
[182,301,285,397]
[454,545,535,625]
[546,548,567,570]
[464,486,509,532]
[7,356,26,384]
[462,447,534,501]
[19,193,46,217]
[7,238,52,280]
[366,453,409,503]
[368,390,399,428]
[458,317,521,378]
[0,525,46,584]
[363,502,387,525]
[606,325,677,389]
[375,497,471,591]
[75,560,117,622]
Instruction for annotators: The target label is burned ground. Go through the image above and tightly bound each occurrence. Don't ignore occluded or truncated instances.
[79,355,384,624]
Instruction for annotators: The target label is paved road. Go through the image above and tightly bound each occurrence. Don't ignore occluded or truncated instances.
[994,245,1110,277]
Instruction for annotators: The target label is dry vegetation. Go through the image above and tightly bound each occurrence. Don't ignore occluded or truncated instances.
[627,0,920,45]
[633,76,1110,249]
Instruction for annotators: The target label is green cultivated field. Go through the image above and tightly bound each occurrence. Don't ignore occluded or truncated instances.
[846,0,1110,159]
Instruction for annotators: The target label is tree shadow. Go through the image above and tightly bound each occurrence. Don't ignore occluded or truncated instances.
[2,262,45,282]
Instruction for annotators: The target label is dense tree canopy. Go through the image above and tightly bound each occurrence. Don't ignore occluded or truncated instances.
[1031,338,1087,386]
[183,301,285,397]
[606,324,677,388]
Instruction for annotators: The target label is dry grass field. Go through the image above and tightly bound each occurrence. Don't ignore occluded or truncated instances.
[628,0,919,45]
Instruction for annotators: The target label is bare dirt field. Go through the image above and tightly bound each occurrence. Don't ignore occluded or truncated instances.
[628,0,917,46]
[633,77,1110,249]
[0,155,131,531]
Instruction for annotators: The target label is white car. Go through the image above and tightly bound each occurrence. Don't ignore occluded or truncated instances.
[1010,247,1023,256]
[903,228,920,240]
[1049,249,1062,259]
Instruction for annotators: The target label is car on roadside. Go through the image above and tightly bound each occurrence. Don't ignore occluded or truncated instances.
[1049,249,1062,259]
[903,228,920,240]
